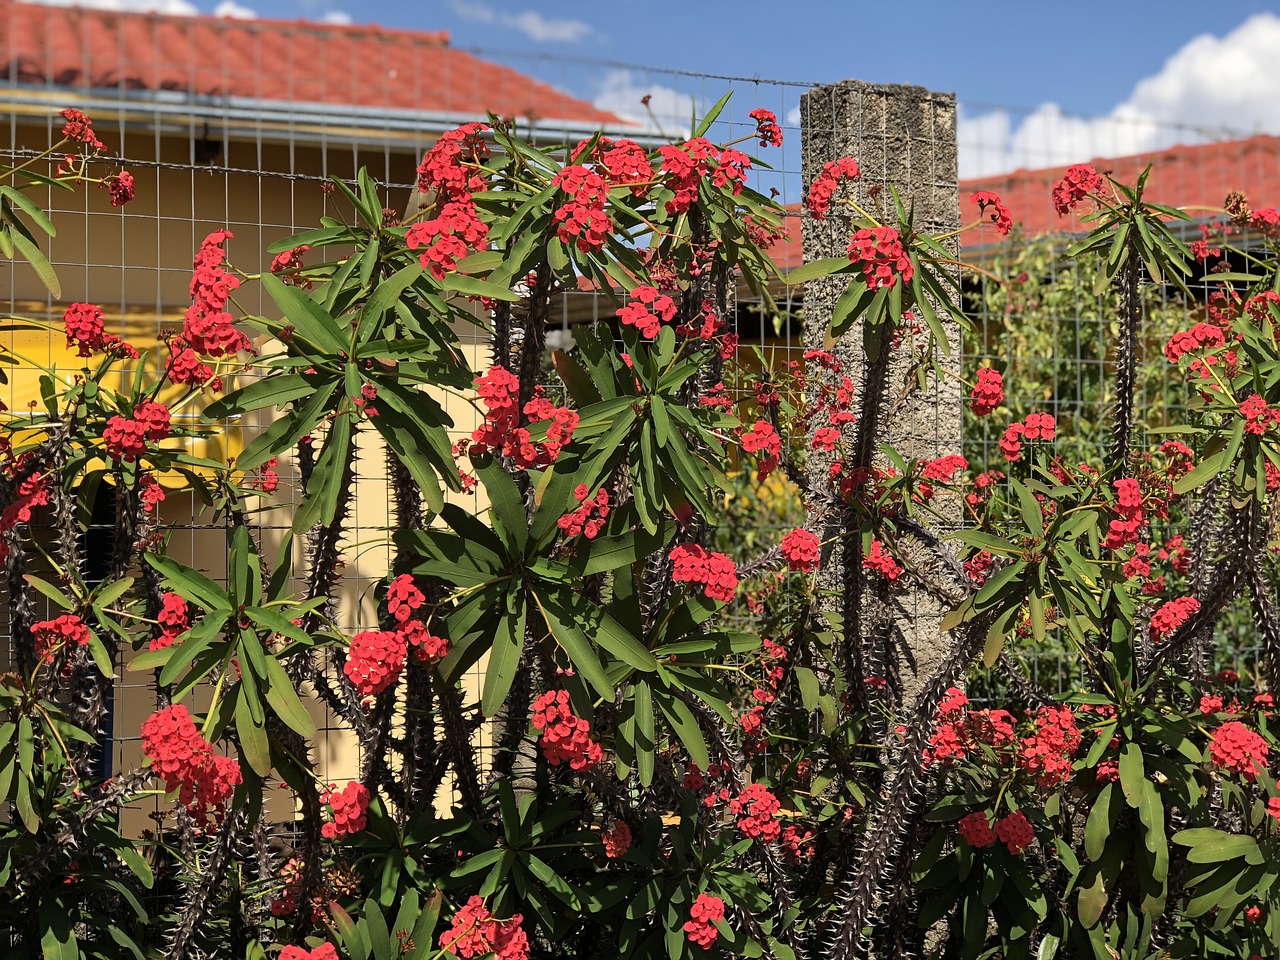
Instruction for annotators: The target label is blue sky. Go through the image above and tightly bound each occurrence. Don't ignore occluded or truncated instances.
[21,0,1280,181]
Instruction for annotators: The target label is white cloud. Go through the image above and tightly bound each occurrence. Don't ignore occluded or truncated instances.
[785,105,801,128]
[449,1,593,43]
[592,69,702,138]
[959,12,1280,179]
[213,0,256,17]
[320,8,352,24]
[17,0,198,13]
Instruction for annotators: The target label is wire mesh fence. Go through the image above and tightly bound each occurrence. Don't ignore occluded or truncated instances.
[3,4,1279,812]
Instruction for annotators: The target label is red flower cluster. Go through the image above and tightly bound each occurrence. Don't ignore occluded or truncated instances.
[32,613,90,661]
[728,783,782,842]
[468,366,578,469]
[182,230,248,358]
[406,200,489,281]
[344,630,407,696]
[1251,207,1280,239]
[270,245,311,286]
[1,473,50,552]
[847,225,912,291]
[683,893,726,949]
[670,543,740,603]
[63,302,106,356]
[571,137,654,193]
[552,164,612,252]
[921,454,967,483]
[957,811,996,848]
[995,810,1035,855]
[969,368,1004,416]
[806,156,860,219]
[1241,394,1280,435]
[531,689,603,771]
[320,780,370,839]
[60,108,105,151]
[140,704,242,820]
[558,484,610,539]
[656,137,719,215]
[1209,721,1269,778]
[103,170,135,207]
[248,457,280,493]
[998,412,1055,462]
[970,191,1012,235]
[616,285,677,338]
[1165,322,1227,363]
[863,538,902,581]
[439,896,528,960]
[781,823,814,863]
[386,574,424,623]
[280,945,338,960]
[1149,596,1199,640]
[748,108,783,148]
[601,820,632,858]
[401,620,449,663]
[139,473,165,514]
[1052,164,1104,216]
[780,528,820,572]
[104,399,171,462]
[1017,705,1082,788]
[416,122,490,201]
[741,419,781,479]
[149,592,189,651]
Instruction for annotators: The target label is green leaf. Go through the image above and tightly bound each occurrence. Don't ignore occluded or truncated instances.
[1173,450,1228,495]
[262,272,347,353]
[443,273,522,302]
[260,650,316,737]
[1085,783,1116,861]
[785,256,854,287]
[1183,834,1262,865]
[39,901,77,960]
[1118,742,1145,809]
[481,600,527,717]
[472,452,528,554]
[235,687,272,777]
[633,681,656,787]
[292,412,353,533]
[10,227,59,297]
[0,186,55,236]
[535,590,614,699]
[657,694,709,770]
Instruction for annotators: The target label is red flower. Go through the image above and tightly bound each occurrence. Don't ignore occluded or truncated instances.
[1149,596,1199,640]
[995,810,1035,855]
[969,368,1004,416]
[806,156,860,219]
[531,689,603,771]
[64,302,106,356]
[140,704,241,821]
[400,620,449,663]
[683,893,726,949]
[280,945,339,960]
[780,528,820,572]
[616,285,677,338]
[1052,164,1103,216]
[847,224,912,291]
[321,780,371,839]
[957,811,996,848]
[741,419,781,479]
[863,539,901,580]
[1209,721,1269,778]
[103,170,135,206]
[416,122,490,202]
[32,613,90,660]
[344,630,407,697]
[748,108,783,147]
[386,574,425,623]
[439,896,528,960]
[670,544,739,603]
[970,190,1012,235]
[728,783,782,842]
[601,820,632,858]
[60,108,105,150]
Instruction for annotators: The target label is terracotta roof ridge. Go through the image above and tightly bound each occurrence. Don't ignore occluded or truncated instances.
[9,0,451,45]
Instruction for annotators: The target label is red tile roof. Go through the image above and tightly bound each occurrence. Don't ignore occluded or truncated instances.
[770,134,1280,274]
[963,134,1280,239]
[0,0,624,126]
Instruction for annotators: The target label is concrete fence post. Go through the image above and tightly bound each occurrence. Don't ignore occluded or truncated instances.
[800,80,963,712]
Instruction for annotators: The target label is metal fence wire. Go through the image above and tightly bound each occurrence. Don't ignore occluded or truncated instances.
[1,15,1277,807]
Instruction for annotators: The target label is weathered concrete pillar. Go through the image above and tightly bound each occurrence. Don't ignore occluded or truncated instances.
[800,81,963,712]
